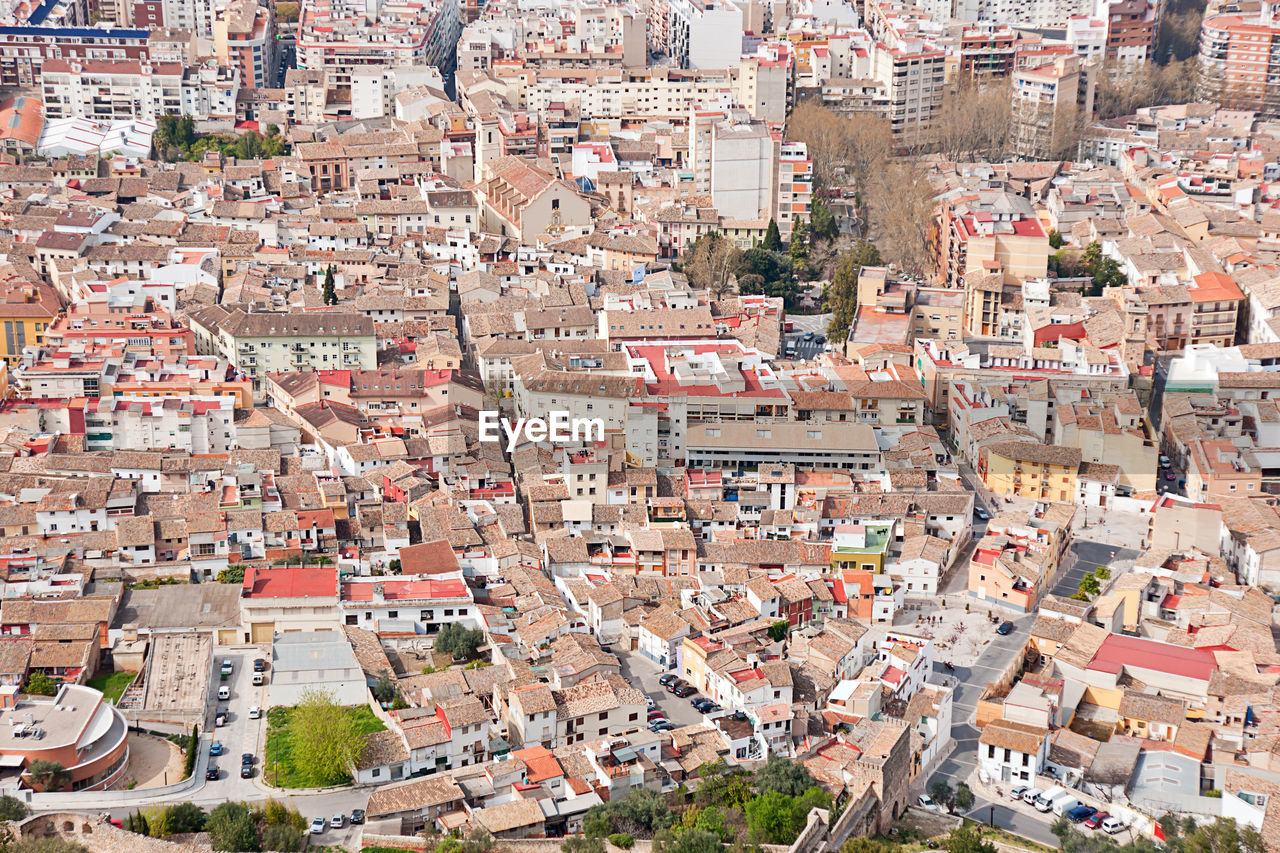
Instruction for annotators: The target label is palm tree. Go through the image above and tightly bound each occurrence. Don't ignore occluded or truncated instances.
[25,760,70,791]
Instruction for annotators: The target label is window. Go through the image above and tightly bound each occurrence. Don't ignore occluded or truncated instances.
[388,610,398,618]
[599,712,608,721]
[628,713,638,721]
[757,429,771,439]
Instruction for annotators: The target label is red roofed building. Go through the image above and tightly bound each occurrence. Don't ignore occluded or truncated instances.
[1188,271,1243,348]
[239,567,339,641]
[938,190,1050,291]
[340,576,476,633]
[398,538,462,576]
[1082,634,1217,700]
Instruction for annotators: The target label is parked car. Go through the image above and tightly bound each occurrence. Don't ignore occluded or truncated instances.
[702,703,722,714]
[649,721,673,732]
[803,331,815,341]
[1067,805,1097,823]
[1101,817,1126,835]
[215,711,227,727]
[1022,788,1043,806]
[658,674,678,687]
[309,817,327,835]
[240,764,253,779]
[815,336,826,345]
[975,508,990,521]
[252,673,265,686]
[220,660,233,676]
[996,621,1015,635]
[691,697,712,710]
[248,705,260,720]
[209,742,223,756]
[647,709,665,721]
[253,658,267,672]
[350,809,365,825]
[673,685,696,698]
[916,795,942,813]
[217,685,230,700]
[206,766,219,781]
[241,753,253,766]
[1165,471,1175,481]
[1159,455,1171,467]
[330,815,345,829]
[1083,812,1110,830]
[1009,785,1029,801]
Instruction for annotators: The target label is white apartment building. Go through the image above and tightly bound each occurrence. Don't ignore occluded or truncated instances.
[297,0,461,85]
[666,0,743,70]
[41,59,182,123]
[1012,54,1095,160]
[710,120,775,221]
[350,65,444,119]
[181,64,240,120]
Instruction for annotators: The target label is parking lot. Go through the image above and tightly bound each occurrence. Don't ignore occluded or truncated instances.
[616,648,712,729]
[204,648,269,796]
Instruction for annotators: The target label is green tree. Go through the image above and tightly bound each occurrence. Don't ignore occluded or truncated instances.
[756,755,818,797]
[693,808,726,841]
[655,829,724,853]
[373,671,398,704]
[275,0,299,19]
[23,673,56,696]
[1082,242,1127,295]
[583,789,673,839]
[954,782,975,812]
[1049,229,1065,249]
[322,265,337,305]
[261,824,304,852]
[562,836,606,853]
[810,197,839,243]
[290,688,368,786]
[24,760,69,792]
[184,724,198,777]
[745,788,828,844]
[826,240,881,343]
[207,802,259,852]
[767,620,790,643]
[216,566,246,584]
[1079,575,1101,597]
[0,795,28,821]
[435,623,485,661]
[165,802,206,834]
[929,779,954,810]
[943,824,996,853]
[789,219,811,280]
[762,220,782,252]
[144,807,170,839]
[1094,566,1111,580]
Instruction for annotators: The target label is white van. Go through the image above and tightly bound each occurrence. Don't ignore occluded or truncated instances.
[1022,788,1043,805]
[1034,786,1065,812]
[218,685,230,700]
[1101,817,1125,835]
[1051,795,1080,817]
[252,672,265,686]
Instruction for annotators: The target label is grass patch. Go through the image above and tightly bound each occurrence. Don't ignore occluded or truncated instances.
[362,847,425,853]
[87,671,136,704]
[264,705,384,788]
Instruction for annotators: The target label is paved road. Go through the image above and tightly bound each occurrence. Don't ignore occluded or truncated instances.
[616,647,711,729]
[784,314,831,360]
[1051,540,1139,599]
[926,613,1059,848]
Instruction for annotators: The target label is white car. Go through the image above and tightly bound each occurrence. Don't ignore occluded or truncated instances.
[330,814,345,829]
[1009,785,1029,801]
[916,795,942,813]
[309,817,326,835]
[248,705,260,720]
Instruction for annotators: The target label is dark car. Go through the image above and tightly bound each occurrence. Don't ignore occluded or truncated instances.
[253,658,267,672]
[691,697,712,709]
[240,764,253,779]
[1083,812,1109,830]
[665,679,688,693]
[350,809,366,825]
[703,703,722,714]
[241,753,253,766]
[1164,471,1175,481]
[673,685,696,698]
[206,766,219,781]
[658,674,678,687]
[1068,806,1097,824]
[996,621,1015,635]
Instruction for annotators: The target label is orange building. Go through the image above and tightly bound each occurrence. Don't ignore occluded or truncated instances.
[0,684,129,792]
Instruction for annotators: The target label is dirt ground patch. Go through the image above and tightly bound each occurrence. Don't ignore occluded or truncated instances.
[112,732,184,790]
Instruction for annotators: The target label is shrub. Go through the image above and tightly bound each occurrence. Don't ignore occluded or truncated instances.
[609,834,635,849]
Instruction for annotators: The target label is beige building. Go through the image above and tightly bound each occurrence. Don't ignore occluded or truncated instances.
[481,156,591,242]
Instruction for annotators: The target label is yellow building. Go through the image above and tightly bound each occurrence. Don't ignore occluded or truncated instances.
[679,634,722,693]
[979,441,1081,502]
[0,282,59,365]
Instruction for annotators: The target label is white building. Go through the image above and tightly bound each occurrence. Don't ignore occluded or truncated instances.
[41,59,182,123]
[710,120,774,221]
[979,719,1050,785]
[270,630,367,706]
[666,0,743,70]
